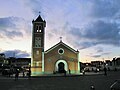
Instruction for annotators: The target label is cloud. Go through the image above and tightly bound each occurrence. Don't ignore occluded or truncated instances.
[67,20,120,49]
[23,0,43,15]
[91,0,120,18]
[0,17,23,39]
[4,30,23,39]
[2,50,30,58]
[83,20,120,46]
[0,17,16,28]
[89,52,111,58]
[20,0,120,60]
[0,17,31,39]
[74,41,97,50]
[96,47,103,53]
[83,45,112,58]
[91,54,101,58]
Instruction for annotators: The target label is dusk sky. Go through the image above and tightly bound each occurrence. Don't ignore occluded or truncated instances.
[0,0,120,62]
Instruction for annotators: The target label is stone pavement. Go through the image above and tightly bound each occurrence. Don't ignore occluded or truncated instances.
[0,71,119,90]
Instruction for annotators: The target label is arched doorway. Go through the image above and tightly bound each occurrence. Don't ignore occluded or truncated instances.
[55,60,68,73]
[58,62,65,73]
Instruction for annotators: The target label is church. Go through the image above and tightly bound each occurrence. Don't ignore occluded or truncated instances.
[31,15,80,76]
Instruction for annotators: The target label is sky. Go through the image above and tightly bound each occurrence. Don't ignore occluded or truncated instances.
[0,0,120,62]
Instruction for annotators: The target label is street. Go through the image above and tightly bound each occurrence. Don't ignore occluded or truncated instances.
[0,71,119,90]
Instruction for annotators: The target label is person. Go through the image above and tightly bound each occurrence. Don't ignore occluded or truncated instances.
[23,70,25,77]
[68,69,71,74]
[64,70,66,77]
[53,70,56,74]
[28,68,31,79]
[104,67,107,76]
[15,69,19,80]
[82,70,85,76]
[114,67,117,71]
[108,67,110,71]
[8,69,11,77]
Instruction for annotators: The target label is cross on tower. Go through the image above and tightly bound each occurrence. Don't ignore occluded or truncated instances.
[39,11,41,15]
[60,37,62,42]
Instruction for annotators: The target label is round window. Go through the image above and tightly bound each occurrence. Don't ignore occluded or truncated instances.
[58,48,64,55]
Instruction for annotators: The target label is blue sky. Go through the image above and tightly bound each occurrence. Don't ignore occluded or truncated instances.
[0,0,120,62]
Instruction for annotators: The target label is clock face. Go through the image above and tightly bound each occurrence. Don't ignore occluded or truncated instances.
[35,37,41,47]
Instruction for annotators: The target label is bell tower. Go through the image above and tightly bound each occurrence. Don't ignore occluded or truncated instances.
[31,14,46,75]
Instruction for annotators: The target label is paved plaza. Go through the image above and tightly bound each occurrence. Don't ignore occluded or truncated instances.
[0,71,120,90]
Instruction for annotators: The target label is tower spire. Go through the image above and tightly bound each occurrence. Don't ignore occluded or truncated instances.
[34,12,44,22]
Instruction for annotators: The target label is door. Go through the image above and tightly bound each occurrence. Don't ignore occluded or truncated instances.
[58,62,65,73]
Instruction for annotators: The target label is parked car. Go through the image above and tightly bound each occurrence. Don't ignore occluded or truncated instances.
[110,80,120,90]
[2,68,16,76]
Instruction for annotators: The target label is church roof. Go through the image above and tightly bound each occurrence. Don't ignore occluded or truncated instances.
[45,41,79,54]
[34,15,44,22]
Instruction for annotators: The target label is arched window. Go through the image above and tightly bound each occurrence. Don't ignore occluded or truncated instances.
[36,25,42,32]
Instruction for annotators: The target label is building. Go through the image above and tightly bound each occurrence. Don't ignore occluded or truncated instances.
[112,57,120,66]
[7,58,31,68]
[105,60,112,66]
[3,57,31,69]
[31,15,80,75]
[111,57,120,70]
[91,61,103,67]
[0,53,5,69]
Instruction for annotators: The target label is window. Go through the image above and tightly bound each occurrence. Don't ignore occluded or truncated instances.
[58,48,64,55]
[39,30,41,32]
[37,30,39,32]
[36,25,42,32]
[48,59,51,62]
[70,58,74,61]
[36,50,39,55]
[36,62,39,66]
[33,61,36,66]
[35,37,41,47]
